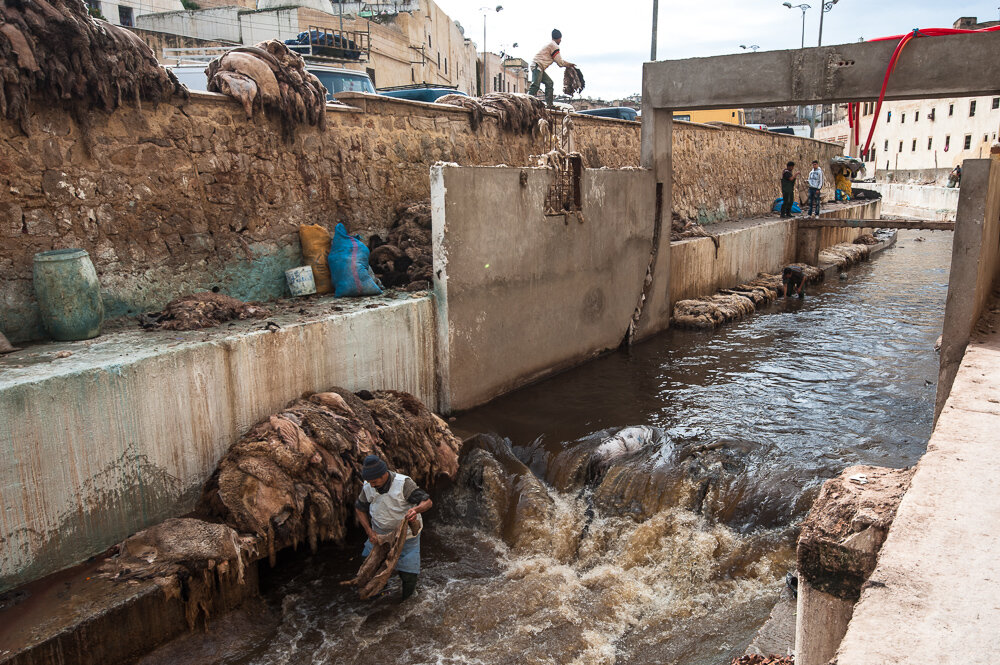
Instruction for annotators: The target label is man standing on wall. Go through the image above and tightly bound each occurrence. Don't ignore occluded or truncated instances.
[807,160,824,218]
[355,455,433,600]
[528,29,575,109]
[780,161,798,218]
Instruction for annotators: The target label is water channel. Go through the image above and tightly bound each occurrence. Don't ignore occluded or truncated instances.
[241,230,952,665]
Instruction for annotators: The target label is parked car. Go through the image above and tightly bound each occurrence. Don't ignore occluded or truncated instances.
[167,63,375,101]
[576,107,638,121]
[377,88,466,103]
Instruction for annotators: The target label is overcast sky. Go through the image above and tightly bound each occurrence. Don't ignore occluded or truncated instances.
[432,0,1000,100]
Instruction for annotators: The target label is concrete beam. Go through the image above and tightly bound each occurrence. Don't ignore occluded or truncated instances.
[796,218,954,230]
[644,31,1000,110]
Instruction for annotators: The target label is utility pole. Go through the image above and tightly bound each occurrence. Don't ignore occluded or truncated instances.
[811,0,839,137]
[651,0,659,61]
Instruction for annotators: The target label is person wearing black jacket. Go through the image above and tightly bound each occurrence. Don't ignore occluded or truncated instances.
[780,161,798,218]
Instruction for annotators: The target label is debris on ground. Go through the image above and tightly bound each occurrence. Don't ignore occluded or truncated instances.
[199,387,461,564]
[853,233,880,245]
[341,519,418,599]
[672,265,823,330]
[0,331,20,354]
[563,65,585,96]
[206,40,330,139]
[138,293,270,331]
[731,656,794,665]
[671,213,721,250]
[436,92,549,134]
[0,0,186,132]
[369,200,433,291]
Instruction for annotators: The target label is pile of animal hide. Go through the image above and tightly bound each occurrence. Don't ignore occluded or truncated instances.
[436,92,549,134]
[730,656,794,665]
[341,519,418,599]
[671,213,720,249]
[853,232,880,245]
[368,200,433,291]
[819,241,871,268]
[563,65,585,96]
[0,0,186,132]
[206,40,329,139]
[199,387,461,564]
[102,518,255,628]
[139,292,270,331]
[672,265,823,330]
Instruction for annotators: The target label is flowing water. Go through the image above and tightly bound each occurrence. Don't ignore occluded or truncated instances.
[241,231,952,665]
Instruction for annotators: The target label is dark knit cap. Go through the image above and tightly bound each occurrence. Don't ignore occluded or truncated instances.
[552,29,562,40]
[361,455,388,481]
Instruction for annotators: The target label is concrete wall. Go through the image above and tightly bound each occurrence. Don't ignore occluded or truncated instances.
[130,27,239,63]
[936,156,1000,417]
[0,296,437,592]
[431,165,656,413]
[670,200,880,307]
[867,183,959,221]
[876,167,951,186]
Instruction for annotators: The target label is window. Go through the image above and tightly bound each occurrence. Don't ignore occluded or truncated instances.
[366,68,376,88]
[84,0,101,16]
[986,134,991,143]
[444,57,448,74]
[994,97,999,109]
[411,68,415,82]
[901,113,906,123]
[928,137,933,150]
[915,111,919,122]
[964,134,972,150]
[437,52,440,68]
[884,139,889,151]
[949,104,954,116]
[898,141,903,152]
[912,139,917,151]
[945,135,951,150]
[887,110,892,121]
[970,100,977,116]
[428,34,432,48]
[118,4,133,25]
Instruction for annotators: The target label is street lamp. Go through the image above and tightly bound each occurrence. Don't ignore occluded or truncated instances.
[782,2,811,49]
[480,5,503,96]
[739,44,760,52]
[811,0,839,136]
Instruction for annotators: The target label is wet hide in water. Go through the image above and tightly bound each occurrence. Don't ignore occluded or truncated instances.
[0,0,186,132]
[206,40,330,140]
[342,520,418,599]
[820,241,871,267]
[198,388,460,565]
[436,92,550,134]
[138,292,270,330]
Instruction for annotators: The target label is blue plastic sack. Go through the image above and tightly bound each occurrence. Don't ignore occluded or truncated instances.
[328,223,383,297]
[772,197,802,213]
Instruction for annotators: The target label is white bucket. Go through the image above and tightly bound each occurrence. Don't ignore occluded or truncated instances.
[285,266,317,296]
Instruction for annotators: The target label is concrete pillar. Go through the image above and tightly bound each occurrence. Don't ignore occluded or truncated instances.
[795,224,820,265]
[794,465,913,665]
[635,78,674,339]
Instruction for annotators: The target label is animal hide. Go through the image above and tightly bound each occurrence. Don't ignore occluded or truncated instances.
[369,200,433,291]
[563,65,585,96]
[138,292,270,331]
[206,40,331,140]
[437,92,550,135]
[341,519,419,599]
[198,387,461,565]
[0,0,186,133]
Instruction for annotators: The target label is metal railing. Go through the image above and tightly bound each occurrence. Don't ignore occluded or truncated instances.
[161,24,371,65]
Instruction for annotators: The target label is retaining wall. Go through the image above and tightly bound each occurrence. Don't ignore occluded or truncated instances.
[1,93,838,344]
[868,182,959,221]
[0,295,436,592]
[431,165,657,413]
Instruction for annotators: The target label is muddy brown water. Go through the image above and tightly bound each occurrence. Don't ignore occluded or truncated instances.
[239,231,951,665]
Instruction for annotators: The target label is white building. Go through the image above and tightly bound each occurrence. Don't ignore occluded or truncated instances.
[84,0,185,27]
[816,95,1000,177]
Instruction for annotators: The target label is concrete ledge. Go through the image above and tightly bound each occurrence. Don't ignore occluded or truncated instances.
[0,294,436,592]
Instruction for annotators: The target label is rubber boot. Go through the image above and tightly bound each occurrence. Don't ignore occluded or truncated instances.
[399,572,418,600]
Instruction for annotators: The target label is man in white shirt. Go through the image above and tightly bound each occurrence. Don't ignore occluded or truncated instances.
[807,160,825,218]
[528,29,575,109]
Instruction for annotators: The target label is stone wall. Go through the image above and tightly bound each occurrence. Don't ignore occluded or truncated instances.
[0,92,835,343]
[672,121,841,224]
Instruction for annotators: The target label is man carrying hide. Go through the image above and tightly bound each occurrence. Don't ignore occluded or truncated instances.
[354,455,433,600]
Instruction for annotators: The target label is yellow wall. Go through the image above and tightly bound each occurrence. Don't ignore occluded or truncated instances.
[673,109,746,125]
